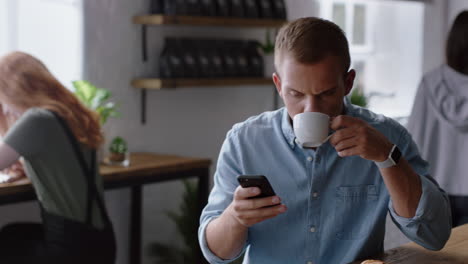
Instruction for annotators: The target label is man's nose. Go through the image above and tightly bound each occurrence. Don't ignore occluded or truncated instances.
[303,97,320,112]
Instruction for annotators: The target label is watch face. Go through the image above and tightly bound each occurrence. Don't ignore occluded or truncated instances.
[391,146,402,164]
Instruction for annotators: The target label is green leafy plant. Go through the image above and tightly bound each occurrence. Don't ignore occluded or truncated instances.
[72,80,119,125]
[259,30,275,54]
[349,86,368,107]
[147,179,245,264]
[147,180,201,263]
[109,136,127,154]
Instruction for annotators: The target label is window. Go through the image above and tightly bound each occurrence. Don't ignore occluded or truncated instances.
[323,0,374,54]
[321,0,425,120]
[0,0,83,87]
[352,4,366,46]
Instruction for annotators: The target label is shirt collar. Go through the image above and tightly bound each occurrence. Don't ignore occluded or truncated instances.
[281,107,297,149]
[281,97,355,150]
[343,96,356,117]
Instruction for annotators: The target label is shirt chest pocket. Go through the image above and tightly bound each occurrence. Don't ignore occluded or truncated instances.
[334,185,379,240]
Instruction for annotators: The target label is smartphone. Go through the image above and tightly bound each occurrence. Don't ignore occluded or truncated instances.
[237,175,276,198]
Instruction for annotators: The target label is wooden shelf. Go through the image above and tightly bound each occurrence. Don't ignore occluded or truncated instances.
[132,14,282,124]
[133,14,286,28]
[132,78,273,89]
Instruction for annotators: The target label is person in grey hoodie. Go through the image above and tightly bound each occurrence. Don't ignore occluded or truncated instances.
[407,10,468,227]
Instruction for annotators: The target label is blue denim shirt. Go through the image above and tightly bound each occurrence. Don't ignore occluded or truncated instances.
[199,99,451,264]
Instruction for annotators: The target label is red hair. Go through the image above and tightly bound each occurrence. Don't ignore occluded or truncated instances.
[0,51,103,149]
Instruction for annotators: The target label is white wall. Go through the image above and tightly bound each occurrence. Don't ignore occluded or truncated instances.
[287,0,321,19]
[447,0,468,29]
[421,0,468,74]
[422,0,448,74]
[0,1,10,53]
[364,1,424,118]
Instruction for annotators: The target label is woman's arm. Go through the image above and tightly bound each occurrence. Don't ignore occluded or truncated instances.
[0,142,21,170]
[0,104,10,136]
[0,142,23,183]
[1,160,26,183]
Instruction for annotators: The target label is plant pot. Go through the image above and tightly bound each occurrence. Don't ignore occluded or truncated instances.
[103,151,130,167]
[109,152,125,162]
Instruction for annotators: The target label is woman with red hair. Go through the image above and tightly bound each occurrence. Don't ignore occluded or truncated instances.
[0,51,115,263]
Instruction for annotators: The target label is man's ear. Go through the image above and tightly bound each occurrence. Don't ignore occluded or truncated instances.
[272,72,282,97]
[344,69,356,96]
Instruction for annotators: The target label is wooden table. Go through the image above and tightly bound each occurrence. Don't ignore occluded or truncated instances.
[0,152,211,264]
[353,224,468,264]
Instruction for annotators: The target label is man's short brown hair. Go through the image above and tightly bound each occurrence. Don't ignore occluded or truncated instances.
[274,17,351,74]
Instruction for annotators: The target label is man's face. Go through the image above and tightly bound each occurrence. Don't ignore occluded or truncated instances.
[273,54,355,121]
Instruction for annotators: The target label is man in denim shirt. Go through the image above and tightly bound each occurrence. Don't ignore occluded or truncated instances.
[198,17,451,264]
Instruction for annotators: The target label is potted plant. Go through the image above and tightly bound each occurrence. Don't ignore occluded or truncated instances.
[72,80,128,164]
[147,180,201,263]
[108,136,128,166]
[147,180,244,264]
[260,29,275,77]
[349,84,368,108]
[72,80,120,125]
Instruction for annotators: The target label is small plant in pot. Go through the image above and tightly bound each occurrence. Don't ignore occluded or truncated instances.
[108,136,129,166]
[72,80,128,165]
[349,84,368,108]
[260,29,275,55]
[259,29,275,77]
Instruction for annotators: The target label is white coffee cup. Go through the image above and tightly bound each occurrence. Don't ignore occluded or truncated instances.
[293,112,332,148]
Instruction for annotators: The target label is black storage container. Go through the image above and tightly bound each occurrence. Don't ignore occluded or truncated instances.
[160,38,266,78]
[194,39,215,78]
[162,0,187,15]
[150,0,164,14]
[209,40,226,77]
[200,0,218,16]
[271,0,286,19]
[244,0,260,18]
[219,40,239,77]
[215,0,231,17]
[246,41,264,77]
[257,0,273,18]
[180,39,200,78]
[186,0,202,16]
[231,0,245,17]
[233,40,249,77]
[160,38,185,78]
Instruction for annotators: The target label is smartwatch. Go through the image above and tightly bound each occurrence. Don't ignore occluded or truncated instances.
[375,144,401,169]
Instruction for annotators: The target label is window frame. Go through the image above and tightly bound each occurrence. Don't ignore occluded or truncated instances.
[320,0,375,54]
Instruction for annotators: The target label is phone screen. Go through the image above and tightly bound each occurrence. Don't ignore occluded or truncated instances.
[237,175,276,198]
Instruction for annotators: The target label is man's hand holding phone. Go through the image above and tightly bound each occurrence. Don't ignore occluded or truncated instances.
[226,175,287,227]
[205,175,287,259]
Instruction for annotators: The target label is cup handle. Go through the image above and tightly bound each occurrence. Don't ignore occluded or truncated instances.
[322,133,334,144]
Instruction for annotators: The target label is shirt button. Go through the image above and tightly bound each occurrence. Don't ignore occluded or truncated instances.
[310,226,316,233]
[307,156,313,161]
[312,192,318,198]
